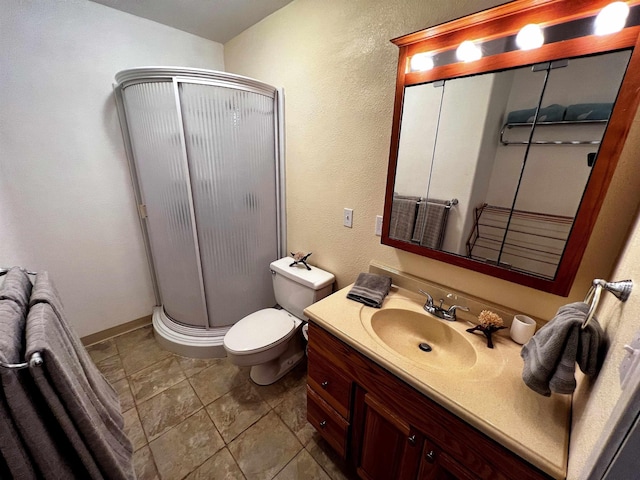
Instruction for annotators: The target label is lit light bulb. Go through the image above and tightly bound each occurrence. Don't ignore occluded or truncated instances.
[595,1,630,36]
[456,40,482,62]
[410,53,434,72]
[516,24,545,50]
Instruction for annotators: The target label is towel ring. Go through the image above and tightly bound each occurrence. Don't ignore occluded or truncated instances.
[582,279,633,329]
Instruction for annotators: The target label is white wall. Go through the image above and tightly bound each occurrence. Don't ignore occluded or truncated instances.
[0,0,224,337]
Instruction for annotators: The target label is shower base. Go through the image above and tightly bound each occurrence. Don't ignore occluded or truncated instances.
[152,306,228,358]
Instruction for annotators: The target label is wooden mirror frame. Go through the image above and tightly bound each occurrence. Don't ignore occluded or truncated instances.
[382,0,640,296]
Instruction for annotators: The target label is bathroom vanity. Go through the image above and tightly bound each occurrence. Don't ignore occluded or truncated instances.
[304,286,570,479]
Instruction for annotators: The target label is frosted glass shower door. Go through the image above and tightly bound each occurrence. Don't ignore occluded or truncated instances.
[178,82,278,328]
[122,82,208,327]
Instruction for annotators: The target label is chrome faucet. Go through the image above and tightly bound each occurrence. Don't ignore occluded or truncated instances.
[418,289,470,321]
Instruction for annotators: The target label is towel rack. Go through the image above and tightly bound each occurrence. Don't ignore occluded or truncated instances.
[0,352,44,370]
[0,266,37,276]
[0,266,43,369]
[582,279,633,330]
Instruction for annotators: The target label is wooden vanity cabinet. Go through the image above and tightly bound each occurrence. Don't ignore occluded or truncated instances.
[306,322,553,480]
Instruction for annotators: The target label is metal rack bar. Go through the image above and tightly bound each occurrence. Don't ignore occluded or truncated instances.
[0,352,44,370]
[500,119,608,146]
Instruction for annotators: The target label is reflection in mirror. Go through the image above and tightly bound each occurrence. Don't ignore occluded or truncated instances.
[390,49,631,280]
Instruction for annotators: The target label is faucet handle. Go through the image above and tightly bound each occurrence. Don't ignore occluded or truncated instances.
[418,289,433,305]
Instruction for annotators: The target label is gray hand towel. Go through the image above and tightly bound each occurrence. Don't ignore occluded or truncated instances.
[347,273,392,308]
[521,302,604,396]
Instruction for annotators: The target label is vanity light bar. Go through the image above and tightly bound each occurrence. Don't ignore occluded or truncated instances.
[407,1,639,73]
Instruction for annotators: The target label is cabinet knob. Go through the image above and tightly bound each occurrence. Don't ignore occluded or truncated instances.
[321,381,329,388]
[408,434,416,445]
[425,450,435,463]
[319,420,327,428]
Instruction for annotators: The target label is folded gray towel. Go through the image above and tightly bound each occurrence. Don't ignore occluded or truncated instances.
[347,273,392,308]
[521,302,604,396]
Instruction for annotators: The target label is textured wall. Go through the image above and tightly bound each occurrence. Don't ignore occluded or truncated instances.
[568,192,640,478]
[224,0,640,322]
[0,0,224,336]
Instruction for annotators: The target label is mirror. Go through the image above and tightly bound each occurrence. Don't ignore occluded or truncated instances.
[383,0,640,296]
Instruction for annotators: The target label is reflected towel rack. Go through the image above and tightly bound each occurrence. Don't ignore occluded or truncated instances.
[582,279,633,330]
[500,119,608,145]
[0,266,43,369]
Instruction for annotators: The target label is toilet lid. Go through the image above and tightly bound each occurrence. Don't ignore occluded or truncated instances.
[224,308,295,355]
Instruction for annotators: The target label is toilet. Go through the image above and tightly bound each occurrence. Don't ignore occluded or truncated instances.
[223,256,335,385]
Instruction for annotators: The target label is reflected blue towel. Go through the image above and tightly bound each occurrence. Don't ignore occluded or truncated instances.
[507,104,566,123]
[564,103,613,121]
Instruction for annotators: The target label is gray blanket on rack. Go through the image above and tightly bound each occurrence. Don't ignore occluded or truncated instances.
[521,302,605,396]
[0,268,82,480]
[26,272,134,480]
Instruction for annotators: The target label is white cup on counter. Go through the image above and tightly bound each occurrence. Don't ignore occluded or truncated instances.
[510,314,537,345]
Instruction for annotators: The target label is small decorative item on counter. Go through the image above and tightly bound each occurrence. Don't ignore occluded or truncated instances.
[289,251,312,270]
[466,310,506,349]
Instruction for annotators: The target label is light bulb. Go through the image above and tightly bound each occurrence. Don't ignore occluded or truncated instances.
[456,40,482,62]
[595,1,630,36]
[516,24,545,50]
[410,53,434,72]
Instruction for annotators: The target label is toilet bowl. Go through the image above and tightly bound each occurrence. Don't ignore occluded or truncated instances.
[223,257,334,385]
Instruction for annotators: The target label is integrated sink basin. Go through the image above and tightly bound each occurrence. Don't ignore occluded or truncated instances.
[367,308,478,371]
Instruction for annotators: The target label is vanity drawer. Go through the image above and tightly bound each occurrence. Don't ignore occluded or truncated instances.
[307,348,352,419]
[307,385,349,459]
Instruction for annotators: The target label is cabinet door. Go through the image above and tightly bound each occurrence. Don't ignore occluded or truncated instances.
[357,393,422,480]
[418,438,479,480]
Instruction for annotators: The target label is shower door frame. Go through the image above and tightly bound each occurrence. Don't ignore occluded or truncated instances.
[114,68,286,334]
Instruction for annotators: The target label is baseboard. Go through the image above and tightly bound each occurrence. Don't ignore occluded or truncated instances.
[81,314,152,346]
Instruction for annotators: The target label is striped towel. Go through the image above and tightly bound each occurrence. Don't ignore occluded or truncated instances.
[347,273,392,309]
[521,302,604,396]
[412,200,449,249]
[389,196,419,242]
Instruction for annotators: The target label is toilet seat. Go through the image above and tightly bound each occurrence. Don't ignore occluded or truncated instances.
[224,308,296,355]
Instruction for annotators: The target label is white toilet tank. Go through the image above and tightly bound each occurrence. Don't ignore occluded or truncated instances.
[270,257,335,319]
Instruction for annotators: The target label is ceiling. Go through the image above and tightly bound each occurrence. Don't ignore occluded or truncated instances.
[90,0,295,43]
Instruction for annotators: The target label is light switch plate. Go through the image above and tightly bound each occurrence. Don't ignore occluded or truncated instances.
[620,329,640,389]
[375,215,382,236]
[343,208,353,228]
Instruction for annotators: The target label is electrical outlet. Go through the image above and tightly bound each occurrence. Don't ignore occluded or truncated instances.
[375,215,382,236]
[343,208,353,228]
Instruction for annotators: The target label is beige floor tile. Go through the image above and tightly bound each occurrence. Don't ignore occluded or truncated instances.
[129,356,186,403]
[189,359,249,405]
[149,410,225,480]
[206,382,270,443]
[274,449,331,480]
[86,338,118,364]
[114,325,155,352]
[138,380,203,441]
[123,408,147,452]
[228,411,302,480]
[254,360,307,408]
[175,355,221,378]
[112,377,135,412]
[133,445,160,480]
[96,354,126,384]
[116,325,171,375]
[273,384,314,446]
[306,434,356,480]
[184,448,245,480]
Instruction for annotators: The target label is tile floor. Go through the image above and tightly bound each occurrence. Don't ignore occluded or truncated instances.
[87,325,356,480]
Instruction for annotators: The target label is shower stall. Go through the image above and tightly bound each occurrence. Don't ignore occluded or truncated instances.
[114,68,285,358]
